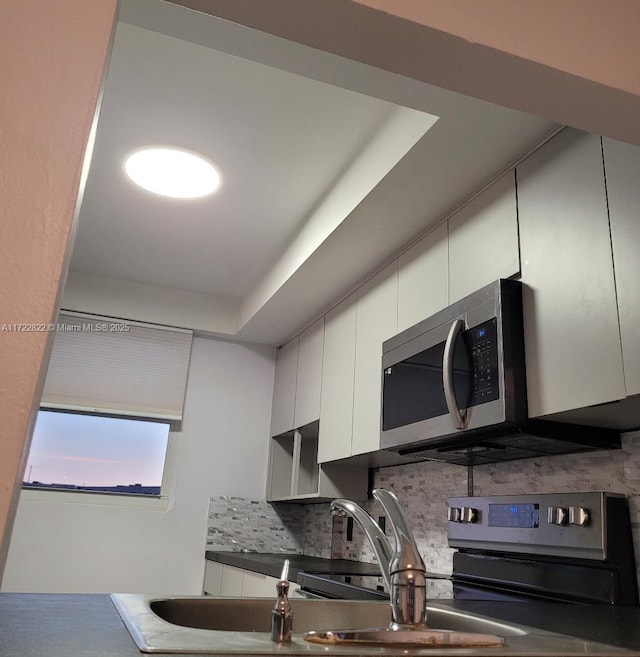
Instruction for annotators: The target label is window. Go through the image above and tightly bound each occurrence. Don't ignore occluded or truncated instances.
[23,411,170,496]
[23,311,192,502]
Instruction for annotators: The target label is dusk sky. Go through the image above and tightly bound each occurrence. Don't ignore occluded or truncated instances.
[25,411,170,487]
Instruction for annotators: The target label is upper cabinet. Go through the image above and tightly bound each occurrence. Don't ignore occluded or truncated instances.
[270,337,299,437]
[318,294,357,463]
[270,317,324,437]
[319,263,398,461]
[517,129,626,418]
[270,127,640,477]
[293,318,324,428]
[397,222,448,332]
[352,262,398,456]
[602,137,640,397]
[448,171,520,303]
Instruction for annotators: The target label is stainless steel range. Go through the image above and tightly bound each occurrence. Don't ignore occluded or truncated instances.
[448,491,638,606]
[297,492,638,607]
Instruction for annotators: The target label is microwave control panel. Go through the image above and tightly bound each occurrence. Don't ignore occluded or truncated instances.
[467,318,499,407]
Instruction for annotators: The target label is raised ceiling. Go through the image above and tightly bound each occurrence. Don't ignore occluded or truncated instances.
[65,0,559,345]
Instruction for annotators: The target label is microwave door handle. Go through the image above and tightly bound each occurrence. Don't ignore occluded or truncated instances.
[443,319,467,429]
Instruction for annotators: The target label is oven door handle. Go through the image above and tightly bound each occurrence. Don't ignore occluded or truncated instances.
[443,318,467,429]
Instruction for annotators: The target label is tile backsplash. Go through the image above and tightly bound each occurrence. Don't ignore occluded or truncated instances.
[206,497,305,553]
[207,432,640,592]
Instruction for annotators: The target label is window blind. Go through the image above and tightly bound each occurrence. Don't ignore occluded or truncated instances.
[40,312,193,421]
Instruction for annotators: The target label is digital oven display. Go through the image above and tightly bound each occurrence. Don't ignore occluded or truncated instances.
[488,503,539,528]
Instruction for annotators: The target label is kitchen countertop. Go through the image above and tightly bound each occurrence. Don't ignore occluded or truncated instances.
[204,551,382,581]
[2,593,640,656]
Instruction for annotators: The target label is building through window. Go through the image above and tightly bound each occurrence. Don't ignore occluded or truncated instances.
[23,410,170,496]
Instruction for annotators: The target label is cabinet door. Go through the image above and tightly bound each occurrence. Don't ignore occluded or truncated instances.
[517,129,625,417]
[203,561,224,596]
[270,337,298,437]
[318,294,357,462]
[220,564,244,597]
[397,222,448,332]
[602,137,640,397]
[241,570,280,598]
[293,317,324,428]
[449,171,520,303]
[352,262,398,456]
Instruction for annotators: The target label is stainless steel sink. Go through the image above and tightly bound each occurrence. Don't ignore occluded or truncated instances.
[110,594,635,655]
[148,596,522,635]
[148,597,394,633]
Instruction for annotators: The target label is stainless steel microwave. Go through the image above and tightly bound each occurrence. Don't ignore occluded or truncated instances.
[380,279,620,465]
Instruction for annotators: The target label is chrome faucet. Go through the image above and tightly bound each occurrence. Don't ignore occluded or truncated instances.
[332,488,427,629]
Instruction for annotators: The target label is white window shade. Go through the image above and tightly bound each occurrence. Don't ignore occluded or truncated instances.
[41,312,193,421]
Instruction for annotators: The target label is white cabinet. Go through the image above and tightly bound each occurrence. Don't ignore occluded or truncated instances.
[319,264,398,460]
[602,137,640,397]
[352,262,398,456]
[318,294,357,463]
[203,559,224,596]
[270,317,324,437]
[240,569,282,597]
[270,338,298,437]
[267,421,319,499]
[294,318,324,428]
[220,563,244,596]
[448,171,520,303]
[397,222,448,332]
[268,309,366,500]
[203,561,299,598]
[517,129,625,418]
[267,420,367,501]
[268,318,327,500]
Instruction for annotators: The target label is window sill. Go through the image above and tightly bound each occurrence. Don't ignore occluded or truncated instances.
[19,487,171,510]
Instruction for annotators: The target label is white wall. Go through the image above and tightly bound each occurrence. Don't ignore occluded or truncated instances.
[1,335,275,594]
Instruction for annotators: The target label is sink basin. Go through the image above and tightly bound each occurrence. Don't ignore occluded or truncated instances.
[148,596,521,636]
[110,594,633,655]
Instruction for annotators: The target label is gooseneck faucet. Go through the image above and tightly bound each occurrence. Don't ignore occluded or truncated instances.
[331,488,427,629]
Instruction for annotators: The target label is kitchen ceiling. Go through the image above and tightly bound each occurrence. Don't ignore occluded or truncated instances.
[66,0,559,345]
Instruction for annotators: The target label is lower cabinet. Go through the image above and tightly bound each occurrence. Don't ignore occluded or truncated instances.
[203,561,300,598]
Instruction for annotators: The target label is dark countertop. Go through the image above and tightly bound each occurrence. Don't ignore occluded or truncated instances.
[0,594,139,657]
[2,593,640,656]
[205,551,382,581]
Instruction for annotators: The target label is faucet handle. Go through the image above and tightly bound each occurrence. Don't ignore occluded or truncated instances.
[373,489,425,575]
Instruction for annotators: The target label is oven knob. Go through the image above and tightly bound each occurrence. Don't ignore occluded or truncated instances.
[460,507,478,523]
[568,506,590,526]
[547,506,568,526]
[447,507,462,522]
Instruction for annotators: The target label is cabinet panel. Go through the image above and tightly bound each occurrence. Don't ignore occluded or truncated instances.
[220,564,244,597]
[318,294,357,462]
[517,129,625,417]
[352,262,398,456]
[203,560,224,596]
[397,222,448,332]
[241,570,280,598]
[270,338,298,437]
[449,171,519,303]
[293,317,324,428]
[602,137,640,397]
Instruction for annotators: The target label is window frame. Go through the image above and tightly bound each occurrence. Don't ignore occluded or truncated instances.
[20,410,179,510]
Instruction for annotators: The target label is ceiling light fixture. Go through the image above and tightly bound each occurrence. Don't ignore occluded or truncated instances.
[124,147,221,199]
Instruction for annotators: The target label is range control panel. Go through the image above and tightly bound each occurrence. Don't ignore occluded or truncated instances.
[447,492,624,561]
